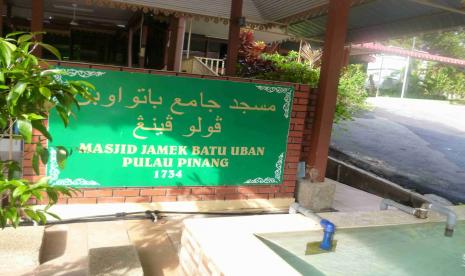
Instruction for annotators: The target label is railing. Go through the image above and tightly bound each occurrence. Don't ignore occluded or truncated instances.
[194,57,225,76]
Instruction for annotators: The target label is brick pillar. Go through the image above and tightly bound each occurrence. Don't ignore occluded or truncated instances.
[307,0,351,181]
[225,0,243,76]
[31,0,44,57]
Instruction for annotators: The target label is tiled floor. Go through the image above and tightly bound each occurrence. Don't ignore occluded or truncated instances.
[333,182,383,212]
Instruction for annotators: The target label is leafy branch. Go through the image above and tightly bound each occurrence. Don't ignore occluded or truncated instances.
[0,32,95,227]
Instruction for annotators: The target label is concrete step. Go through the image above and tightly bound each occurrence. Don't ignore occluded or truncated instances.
[35,221,143,276]
[0,226,44,276]
[87,221,143,276]
[35,223,89,276]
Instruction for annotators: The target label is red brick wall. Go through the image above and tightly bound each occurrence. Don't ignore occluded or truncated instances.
[24,61,316,204]
[300,88,319,161]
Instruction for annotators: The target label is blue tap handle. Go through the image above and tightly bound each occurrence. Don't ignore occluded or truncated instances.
[319,219,335,250]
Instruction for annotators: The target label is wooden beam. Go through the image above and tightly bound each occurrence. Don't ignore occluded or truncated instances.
[307,0,351,182]
[127,11,143,30]
[406,0,465,16]
[279,0,366,24]
[225,0,243,76]
[31,0,44,56]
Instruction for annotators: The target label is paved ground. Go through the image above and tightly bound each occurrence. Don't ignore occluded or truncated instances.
[331,97,465,204]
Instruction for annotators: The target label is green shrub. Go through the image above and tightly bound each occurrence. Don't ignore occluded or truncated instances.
[335,65,369,122]
[259,51,320,86]
[239,49,368,122]
[0,32,95,227]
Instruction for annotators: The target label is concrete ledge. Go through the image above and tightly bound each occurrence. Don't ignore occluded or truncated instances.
[41,198,295,221]
[326,156,429,206]
[179,206,465,276]
[0,226,44,275]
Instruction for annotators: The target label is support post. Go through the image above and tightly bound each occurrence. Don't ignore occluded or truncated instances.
[31,0,44,57]
[225,0,243,76]
[203,37,210,57]
[376,54,384,97]
[297,39,303,63]
[173,17,186,72]
[307,0,351,182]
[128,28,133,67]
[342,46,351,67]
[166,16,180,71]
[186,18,192,59]
[400,37,416,98]
[0,0,4,36]
[138,25,148,68]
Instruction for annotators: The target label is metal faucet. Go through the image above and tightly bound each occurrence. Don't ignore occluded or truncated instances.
[380,198,457,237]
[289,203,336,250]
[422,203,457,237]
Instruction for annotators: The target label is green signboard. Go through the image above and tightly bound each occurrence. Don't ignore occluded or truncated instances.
[47,68,293,187]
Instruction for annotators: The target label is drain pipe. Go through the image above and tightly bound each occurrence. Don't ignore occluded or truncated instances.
[289,203,335,251]
[380,198,417,215]
[380,198,430,219]
[424,203,457,237]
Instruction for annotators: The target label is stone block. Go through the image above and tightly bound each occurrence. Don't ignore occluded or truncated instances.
[0,226,44,274]
[296,178,336,211]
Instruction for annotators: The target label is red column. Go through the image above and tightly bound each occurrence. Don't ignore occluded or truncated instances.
[342,46,351,67]
[225,0,243,76]
[31,0,44,57]
[307,0,351,181]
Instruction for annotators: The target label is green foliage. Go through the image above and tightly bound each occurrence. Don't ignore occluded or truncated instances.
[421,66,465,98]
[336,65,369,122]
[418,31,465,59]
[252,51,367,122]
[388,30,465,59]
[379,61,465,100]
[0,32,95,228]
[387,29,465,99]
[260,51,320,86]
[236,31,368,122]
